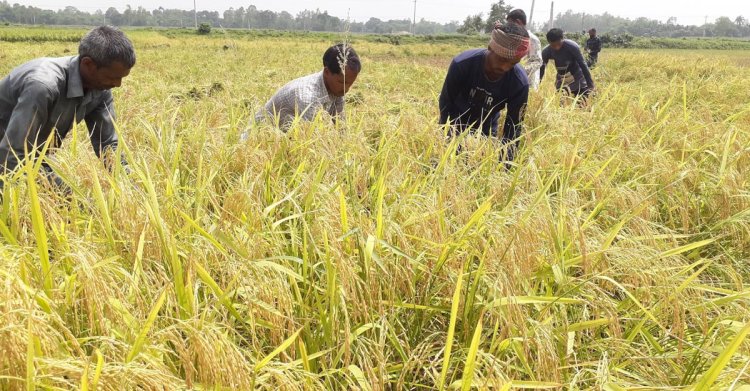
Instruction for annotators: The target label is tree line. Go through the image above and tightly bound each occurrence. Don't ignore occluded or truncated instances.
[549,10,750,38]
[0,2,457,34]
[455,3,748,38]
[0,0,748,38]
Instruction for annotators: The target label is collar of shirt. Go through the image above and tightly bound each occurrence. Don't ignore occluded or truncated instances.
[314,71,337,103]
[66,56,85,99]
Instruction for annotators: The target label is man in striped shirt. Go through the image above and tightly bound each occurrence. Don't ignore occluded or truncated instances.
[250,44,361,133]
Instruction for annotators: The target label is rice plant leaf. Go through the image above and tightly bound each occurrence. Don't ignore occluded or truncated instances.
[659,238,716,259]
[596,276,662,328]
[0,270,51,313]
[80,363,89,391]
[255,260,304,282]
[0,218,19,246]
[26,165,52,297]
[438,274,463,391]
[348,365,372,391]
[566,318,614,332]
[603,383,627,391]
[254,327,302,372]
[511,381,563,389]
[126,289,167,363]
[194,260,246,323]
[26,318,35,391]
[672,260,712,297]
[177,210,228,256]
[692,322,750,390]
[91,349,104,391]
[461,314,483,391]
[485,296,584,308]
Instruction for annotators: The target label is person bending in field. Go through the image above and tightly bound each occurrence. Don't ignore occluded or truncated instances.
[585,28,602,67]
[540,28,595,101]
[0,26,134,193]
[250,43,361,133]
[438,22,530,162]
[504,9,543,90]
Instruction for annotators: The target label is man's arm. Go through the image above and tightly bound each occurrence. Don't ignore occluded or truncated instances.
[572,45,595,89]
[438,60,465,125]
[0,80,53,175]
[256,89,291,128]
[502,84,530,144]
[333,97,345,124]
[254,95,276,124]
[524,37,543,78]
[539,48,550,81]
[85,91,121,169]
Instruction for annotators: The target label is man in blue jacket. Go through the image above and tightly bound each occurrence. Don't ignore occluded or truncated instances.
[585,28,602,67]
[540,28,595,99]
[439,22,530,162]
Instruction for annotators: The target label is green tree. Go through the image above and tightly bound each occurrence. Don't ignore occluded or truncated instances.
[458,13,484,34]
[485,1,513,32]
[715,16,739,37]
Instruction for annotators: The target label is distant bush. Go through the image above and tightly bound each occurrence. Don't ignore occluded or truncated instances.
[197,23,211,35]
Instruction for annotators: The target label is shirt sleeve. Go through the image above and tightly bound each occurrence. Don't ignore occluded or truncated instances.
[524,37,543,78]
[298,94,320,122]
[539,48,550,81]
[334,97,345,123]
[255,94,277,124]
[572,45,595,89]
[502,83,529,143]
[85,91,119,161]
[0,80,54,174]
[438,60,464,125]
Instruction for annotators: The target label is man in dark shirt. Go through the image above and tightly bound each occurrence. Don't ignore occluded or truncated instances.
[439,22,530,161]
[586,28,602,67]
[540,28,595,99]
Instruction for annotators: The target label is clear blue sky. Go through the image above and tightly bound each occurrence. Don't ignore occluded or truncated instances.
[19,0,746,26]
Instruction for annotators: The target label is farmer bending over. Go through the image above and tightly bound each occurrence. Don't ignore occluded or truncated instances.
[540,28,595,101]
[438,22,530,162]
[0,26,134,192]
[249,43,361,134]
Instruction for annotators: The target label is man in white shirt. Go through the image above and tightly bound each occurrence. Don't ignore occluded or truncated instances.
[505,9,542,90]
[251,43,361,132]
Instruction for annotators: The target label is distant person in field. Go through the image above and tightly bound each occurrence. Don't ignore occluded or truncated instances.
[504,9,543,90]
[438,22,530,162]
[540,28,595,101]
[0,26,134,192]
[250,43,360,133]
[586,28,602,67]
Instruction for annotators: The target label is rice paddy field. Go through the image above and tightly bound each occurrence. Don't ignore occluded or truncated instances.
[1,28,749,390]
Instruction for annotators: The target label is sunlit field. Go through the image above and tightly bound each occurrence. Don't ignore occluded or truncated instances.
[1,28,749,390]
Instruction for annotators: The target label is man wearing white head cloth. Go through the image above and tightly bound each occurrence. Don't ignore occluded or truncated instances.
[439,22,530,161]
[505,9,542,90]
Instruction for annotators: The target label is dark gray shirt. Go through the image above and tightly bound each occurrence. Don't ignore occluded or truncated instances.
[0,56,118,173]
